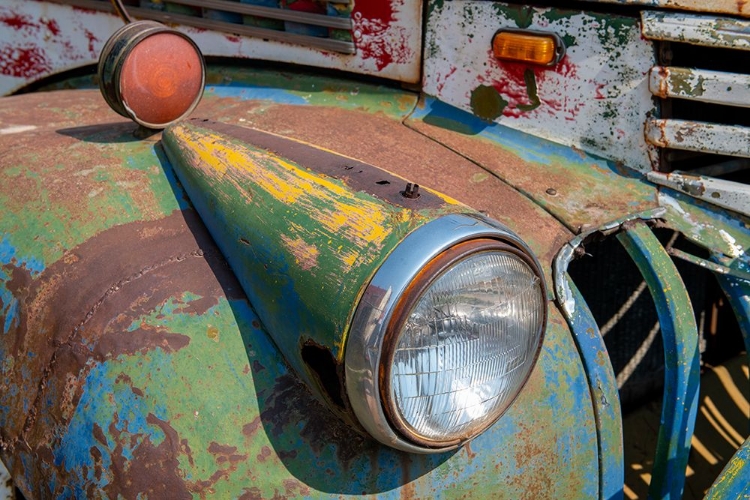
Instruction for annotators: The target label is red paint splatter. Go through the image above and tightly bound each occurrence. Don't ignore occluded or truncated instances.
[225,34,240,43]
[0,45,51,78]
[84,30,99,57]
[352,0,411,70]
[0,12,37,31]
[436,66,457,93]
[43,19,61,36]
[595,82,607,100]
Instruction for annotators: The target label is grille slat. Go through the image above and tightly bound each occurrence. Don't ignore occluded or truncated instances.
[649,66,750,108]
[645,119,750,158]
[642,11,750,51]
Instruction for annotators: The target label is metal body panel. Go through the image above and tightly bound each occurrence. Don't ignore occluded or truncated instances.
[0,0,422,95]
[649,66,750,108]
[0,80,599,497]
[405,97,659,234]
[423,1,657,172]
[705,437,750,499]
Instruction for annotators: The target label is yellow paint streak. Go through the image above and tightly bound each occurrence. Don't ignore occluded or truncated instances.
[176,125,395,247]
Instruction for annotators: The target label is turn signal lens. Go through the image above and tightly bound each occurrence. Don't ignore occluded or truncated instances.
[492,31,563,66]
[98,21,205,129]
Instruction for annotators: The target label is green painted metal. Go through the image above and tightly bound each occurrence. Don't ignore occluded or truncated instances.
[161,118,471,415]
[0,84,600,498]
[617,222,701,500]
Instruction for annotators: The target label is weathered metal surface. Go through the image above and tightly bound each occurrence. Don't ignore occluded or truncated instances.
[715,273,750,360]
[669,247,750,283]
[405,96,660,234]
[705,437,750,499]
[161,118,468,417]
[645,119,750,158]
[617,222,701,500]
[54,0,356,54]
[647,171,750,217]
[657,190,750,261]
[0,83,598,497]
[555,278,624,500]
[1,0,422,95]
[189,73,575,288]
[596,0,750,18]
[649,66,750,108]
[642,11,750,50]
[424,1,657,172]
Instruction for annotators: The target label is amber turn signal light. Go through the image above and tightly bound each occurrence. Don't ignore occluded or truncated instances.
[492,30,564,66]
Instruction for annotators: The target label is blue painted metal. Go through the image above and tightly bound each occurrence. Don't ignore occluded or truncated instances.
[617,223,701,500]
[704,437,750,499]
[557,278,624,500]
[714,271,750,360]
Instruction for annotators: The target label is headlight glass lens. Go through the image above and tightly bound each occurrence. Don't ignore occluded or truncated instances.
[385,242,545,444]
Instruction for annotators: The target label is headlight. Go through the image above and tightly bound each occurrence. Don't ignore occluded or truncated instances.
[346,214,546,453]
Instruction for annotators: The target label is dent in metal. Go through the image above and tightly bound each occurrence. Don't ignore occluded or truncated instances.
[647,171,750,217]
[645,119,750,158]
[649,66,750,108]
[553,207,666,317]
[642,11,750,51]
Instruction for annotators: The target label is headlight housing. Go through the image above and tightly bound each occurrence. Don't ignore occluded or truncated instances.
[345,214,547,453]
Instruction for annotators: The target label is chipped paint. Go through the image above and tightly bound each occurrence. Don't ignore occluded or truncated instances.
[645,119,750,158]
[649,66,750,107]
[647,171,750,217]
[0,77,598,498]
[424,1,657,172]
[642,11,750,50]
[1,0,422,95]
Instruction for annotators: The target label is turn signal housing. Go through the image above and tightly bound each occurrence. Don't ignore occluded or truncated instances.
[492,30,564,66]
[98,21,205,129]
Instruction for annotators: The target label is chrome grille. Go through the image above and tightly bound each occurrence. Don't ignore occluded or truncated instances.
[50,0,355,54]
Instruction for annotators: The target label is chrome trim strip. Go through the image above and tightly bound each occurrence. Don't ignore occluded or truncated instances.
[49,0,356,54]
[168,0,353,30]
[344,213,543,453]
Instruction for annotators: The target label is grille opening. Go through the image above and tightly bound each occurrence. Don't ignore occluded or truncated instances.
[568,228,743,412]
[666,42,750,76]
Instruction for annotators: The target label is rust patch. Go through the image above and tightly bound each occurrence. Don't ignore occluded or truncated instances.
[186,118,449,210]
[259,373,371,470]
[191,100,572,268]
[101,412,192,499]
[1,209,249,493]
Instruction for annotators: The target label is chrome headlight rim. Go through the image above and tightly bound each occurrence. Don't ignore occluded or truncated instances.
[380,238,546,448]
[344,213,547,453]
